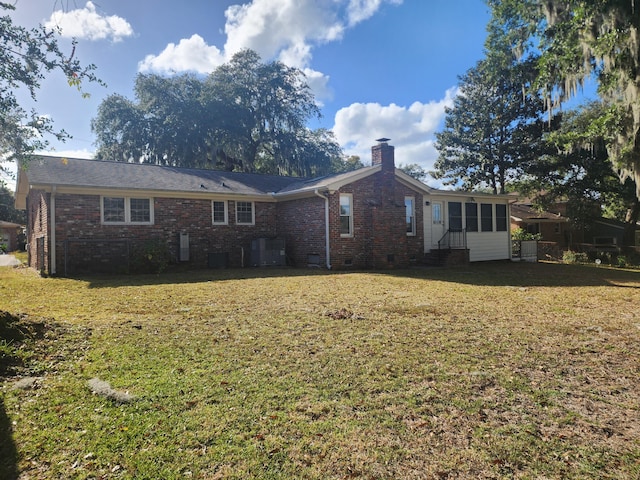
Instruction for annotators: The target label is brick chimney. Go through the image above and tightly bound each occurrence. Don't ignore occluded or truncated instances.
[371,138,395,172]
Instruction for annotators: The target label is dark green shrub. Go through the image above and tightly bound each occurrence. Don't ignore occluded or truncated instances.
[130,239,171,274]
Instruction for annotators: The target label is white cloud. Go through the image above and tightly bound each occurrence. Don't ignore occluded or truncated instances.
[302,68,333,105]
[223,0,344,63]
[138,0,401,101]
[332,88,457,181]
[44,1,133,42]
[138,35,225,75]
[346,0,403,26]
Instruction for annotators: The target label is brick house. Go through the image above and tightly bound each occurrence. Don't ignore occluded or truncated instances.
[0,220,22,252]
[15,140,512,275]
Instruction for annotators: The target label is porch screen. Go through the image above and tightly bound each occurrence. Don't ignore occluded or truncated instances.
[448,202,462,231]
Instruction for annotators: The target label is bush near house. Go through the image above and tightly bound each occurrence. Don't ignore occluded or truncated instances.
[564,248,640,268]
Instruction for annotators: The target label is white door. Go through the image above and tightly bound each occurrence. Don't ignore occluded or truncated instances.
[431,201,444,247]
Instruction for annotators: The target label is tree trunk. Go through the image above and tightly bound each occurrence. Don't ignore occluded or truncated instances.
[623,197,639,246]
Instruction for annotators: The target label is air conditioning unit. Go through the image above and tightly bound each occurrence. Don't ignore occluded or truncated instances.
[250,238,286,267]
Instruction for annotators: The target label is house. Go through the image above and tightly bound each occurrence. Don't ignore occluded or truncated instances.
[511,199,638,251]
[510,202,574,247]
[14,140,512,275]
[0,220,22,252]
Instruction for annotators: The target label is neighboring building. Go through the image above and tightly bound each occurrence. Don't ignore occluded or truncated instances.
[510,202,575,247]
[14,140,512,275]
[0,220,22,252]
[511,199,638,258]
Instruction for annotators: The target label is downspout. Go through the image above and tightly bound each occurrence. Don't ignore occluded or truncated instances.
[50,186,57,275]
[314,189,332,269]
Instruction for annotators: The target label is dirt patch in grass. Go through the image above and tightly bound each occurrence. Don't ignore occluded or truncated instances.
[0,263,639,479]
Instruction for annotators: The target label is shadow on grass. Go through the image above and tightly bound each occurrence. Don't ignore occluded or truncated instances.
[0,311,23,480]
[70,261,640,289]
[0,397,18,480]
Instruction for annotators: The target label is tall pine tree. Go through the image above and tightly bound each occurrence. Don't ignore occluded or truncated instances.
[433,30,548,194]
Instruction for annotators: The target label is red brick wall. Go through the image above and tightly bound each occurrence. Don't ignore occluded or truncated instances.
[329,172,424,269]
[26,190,50,273]
[44,193,278,274]
[26,170,425,274]
[276,196,326,267]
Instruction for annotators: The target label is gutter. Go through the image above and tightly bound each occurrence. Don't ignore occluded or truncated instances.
[314,189,332,269]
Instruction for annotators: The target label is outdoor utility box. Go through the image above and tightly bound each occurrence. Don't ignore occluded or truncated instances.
[179,232,189,262]
[250,238,286,267]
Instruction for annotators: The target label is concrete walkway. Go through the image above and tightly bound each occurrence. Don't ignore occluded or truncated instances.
[0,254,21,267]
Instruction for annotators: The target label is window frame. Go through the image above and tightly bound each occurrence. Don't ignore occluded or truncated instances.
[448,202,463,231]
[235,201,255,225]
[480,203,494,232]
[432,202,442,225]
[405,196,416,236]
[212,200,228,225]
[101,196,153,225]
[465,202,478,232]
[339,193,353,237]
[496,204,507,232]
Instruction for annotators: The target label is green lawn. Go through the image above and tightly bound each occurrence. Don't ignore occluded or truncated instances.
[1,262,639,479]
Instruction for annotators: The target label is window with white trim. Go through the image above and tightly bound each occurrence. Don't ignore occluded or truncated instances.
[212,200,228,225]
[340,194,353,237]
[102,197,153,224]
[496,204,507,232]
[405,196,416,235]
[432,203,442,224]
[448,202,462,231]
[465,202,478,232]
[481,203,493,231]
[235,201,254,225]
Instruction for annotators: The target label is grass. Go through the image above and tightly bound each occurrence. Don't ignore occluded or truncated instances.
[0,261,639,479]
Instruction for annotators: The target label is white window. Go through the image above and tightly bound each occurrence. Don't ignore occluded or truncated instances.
[481,203,493,232]
[212,200,228,225]
[432,202,442,224]
[340,194,353,237]
[465,202,478,232]
[405,196,416,236]
[236,201,254,225]
[496,204,508,232]
[448,202,463,231]
[102,197,153,224]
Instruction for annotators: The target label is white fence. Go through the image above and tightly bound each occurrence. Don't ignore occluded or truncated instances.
[512,240,538,262]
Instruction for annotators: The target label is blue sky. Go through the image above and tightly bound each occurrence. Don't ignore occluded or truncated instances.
[7,0,492,187]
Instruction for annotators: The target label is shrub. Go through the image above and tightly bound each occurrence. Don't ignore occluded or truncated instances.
[511,227,542,241]
[562,250,589,264]
[130,239,171,274]
[616,255,628,268]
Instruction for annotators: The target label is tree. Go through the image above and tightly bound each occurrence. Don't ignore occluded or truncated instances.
[203,49,322,174]
[0,2,101,184]
[399,163,427,182]
[328,155,365,174]
[92,49,342,177]
[432,38,549,194]
[518,101,639,245]
[93,75,213,167]
[0,184,25,223]
[488,0,640,199]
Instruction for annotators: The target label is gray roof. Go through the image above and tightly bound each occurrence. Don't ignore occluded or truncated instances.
[17,155,439,207]
[22,156,309,196]
[511,203,567,222]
